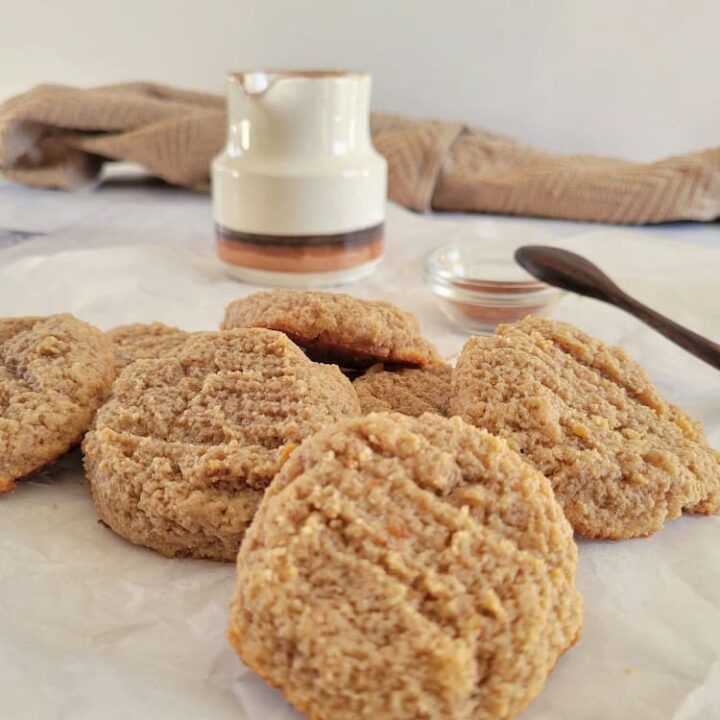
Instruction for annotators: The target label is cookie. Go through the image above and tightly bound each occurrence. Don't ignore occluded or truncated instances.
[353,363,452,417]
[221,290,440,368]
[229,412,582,720]
[451,316,720,539]
[107,322,191,370]
[0,314,115,494]
[83,328,361,560]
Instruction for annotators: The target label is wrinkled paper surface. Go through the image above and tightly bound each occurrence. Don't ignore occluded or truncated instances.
[0,193,718,720]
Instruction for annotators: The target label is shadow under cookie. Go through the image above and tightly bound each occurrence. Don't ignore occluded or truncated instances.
[222,290,441,369]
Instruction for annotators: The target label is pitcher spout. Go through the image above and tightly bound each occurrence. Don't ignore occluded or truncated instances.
[236,72,271,96]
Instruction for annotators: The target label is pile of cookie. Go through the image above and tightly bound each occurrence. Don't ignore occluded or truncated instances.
[1,290,718,720]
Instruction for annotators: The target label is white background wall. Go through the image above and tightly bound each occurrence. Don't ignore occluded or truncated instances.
[1,0,717,160]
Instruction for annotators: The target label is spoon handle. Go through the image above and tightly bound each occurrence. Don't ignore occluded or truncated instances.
[611,292,720,369]
[515,245,720,371]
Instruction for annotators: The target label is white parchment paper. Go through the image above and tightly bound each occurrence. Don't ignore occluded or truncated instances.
[0,200,718,720]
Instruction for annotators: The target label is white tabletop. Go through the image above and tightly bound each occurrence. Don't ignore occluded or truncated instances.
[1,174,719,720]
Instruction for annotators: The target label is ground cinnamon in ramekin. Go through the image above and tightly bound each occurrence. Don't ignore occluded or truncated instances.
[425,245,564,334]
[448,299,552,328]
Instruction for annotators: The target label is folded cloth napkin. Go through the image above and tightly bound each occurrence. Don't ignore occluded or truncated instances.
[1,81,719,224]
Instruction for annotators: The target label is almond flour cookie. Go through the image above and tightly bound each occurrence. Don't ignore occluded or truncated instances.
[107,322,191,370]
[229,412,582,720]
[0,314,115,494]
[451,316,720,539]
[83,329,360,561]
[353,363,452,417]
[221,290,441,368]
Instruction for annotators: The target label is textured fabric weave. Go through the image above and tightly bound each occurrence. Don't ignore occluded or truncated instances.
[1,81,719,224]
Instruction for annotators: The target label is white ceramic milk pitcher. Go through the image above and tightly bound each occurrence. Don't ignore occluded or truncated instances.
[212,70,387,286]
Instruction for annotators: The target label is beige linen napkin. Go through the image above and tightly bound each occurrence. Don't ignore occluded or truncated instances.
[1,81,719,224]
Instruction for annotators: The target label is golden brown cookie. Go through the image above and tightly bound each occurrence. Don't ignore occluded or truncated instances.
[229,412,582,720]
[0,314,115,494]
[221,290,440,368]
[353,363,452,417]
[107,322,191,370]
[83,328,360,561]
[451,316,720,539]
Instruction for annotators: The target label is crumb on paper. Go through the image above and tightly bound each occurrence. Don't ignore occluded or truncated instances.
[624,666,634,676]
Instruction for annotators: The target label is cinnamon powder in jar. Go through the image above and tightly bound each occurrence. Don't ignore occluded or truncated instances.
[425,247,564,334]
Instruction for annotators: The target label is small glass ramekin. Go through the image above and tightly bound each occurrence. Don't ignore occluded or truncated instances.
[424,243,565,334]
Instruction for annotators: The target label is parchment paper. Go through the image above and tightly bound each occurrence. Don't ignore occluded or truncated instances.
[0,199,718,720]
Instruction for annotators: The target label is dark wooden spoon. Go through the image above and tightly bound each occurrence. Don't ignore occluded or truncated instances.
[515,245,720,370]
